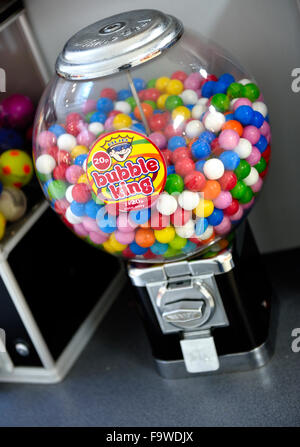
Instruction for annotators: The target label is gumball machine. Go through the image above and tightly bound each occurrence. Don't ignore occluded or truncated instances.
[33,10,273,378]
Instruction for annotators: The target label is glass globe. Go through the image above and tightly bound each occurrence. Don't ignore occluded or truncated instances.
[33,10,271,263]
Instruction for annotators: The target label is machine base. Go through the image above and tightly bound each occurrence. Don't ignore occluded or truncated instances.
[155,339,273,379]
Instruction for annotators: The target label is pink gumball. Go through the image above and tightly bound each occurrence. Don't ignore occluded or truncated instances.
[77,129,95,147]
[246,147,261,166]
[117,213,138,232]
[115,230,135,245]
[232,98,252,112]
[104,116,114,130]
[82,99,97,115]
[251,177,263,193]
[149,132,167,149]
[242,126,260,145]
[259,121,270,137]
[218,129,240,150]
[89,231,108,244]
[230,206,243,221]
[65,165,83,183]
[82,216,100,233]
[242,197,255,210]
[37,130,56,149]
[213,191,232,209]
[73,223,89,237]
[214,216,232,235]
[184,73,201,90]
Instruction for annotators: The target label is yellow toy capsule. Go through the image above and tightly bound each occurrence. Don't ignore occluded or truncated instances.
[71,145,88,160]
[171,106,191,122]
[113,113,132,130]
[194,199,214,218]
[166,79,184,95]
[155,77,170,92]
[154,226,175,244]
[157,94,169,110]
[0,212,6,240]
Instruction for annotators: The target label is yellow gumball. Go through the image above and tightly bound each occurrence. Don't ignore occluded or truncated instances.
[0,212,6,240]
[157,94,169,110]
[194,199,214,217]
[71,145,88,160]
[154,226,175,244]
[108,233,127,251]
[171,106,191,122]
[155,77,170,92]
[102,240,116,254]
[166,79,184,95]
[113,113,132,130]
[77,174,89,185]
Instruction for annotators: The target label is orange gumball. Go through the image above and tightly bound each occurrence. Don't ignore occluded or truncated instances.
[201,180,221,200]
[135,228,155,248]
[134,103,154,121]
[222,120,243,137]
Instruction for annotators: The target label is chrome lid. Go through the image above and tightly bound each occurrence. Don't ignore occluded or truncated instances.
[55,9,183,80]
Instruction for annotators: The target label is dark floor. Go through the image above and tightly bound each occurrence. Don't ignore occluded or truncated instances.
[0,248,300,427]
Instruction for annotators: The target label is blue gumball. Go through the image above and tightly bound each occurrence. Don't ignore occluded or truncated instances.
[191,139,211,159]
[219,151,240,170]
[207,208,224,226]
[130,241,148,255]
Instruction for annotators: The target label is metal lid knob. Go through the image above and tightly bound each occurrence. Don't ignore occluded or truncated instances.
[56,9,183,80]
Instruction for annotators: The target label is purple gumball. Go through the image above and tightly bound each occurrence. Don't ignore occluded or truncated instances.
[0,94,34,129]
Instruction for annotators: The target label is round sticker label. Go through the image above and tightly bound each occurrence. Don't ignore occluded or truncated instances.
[86,130,167,211]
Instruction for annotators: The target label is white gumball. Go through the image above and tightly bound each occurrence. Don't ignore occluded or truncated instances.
[230,98,239,110]
[197,98,208,106]
[156,193,177,216]
[57,133,77,152]
[203,159,225,180]
[180,89,198,105]
[65,206,83,224]
[196,225,214,241]
[244,167,259,186]
[175,219,195,238]
[239,78,252,85]
[185,120,204,139]
[204,111,225,133]
[35,154,56,174]
[252,101,268,118]
[88,122,104,135]
[191,104,206,120]
[65,185,75,203]
[234,138,252,159]
[114,101,131,114]
[178,191,200,211]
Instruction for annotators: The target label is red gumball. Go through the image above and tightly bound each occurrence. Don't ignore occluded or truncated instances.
[262,145,271,163]
[164,123,184,139]
[72,183,91,203]
[122,247,134,258]
[161,149,172,166]
[175,158,195,177]
[57,150,71,165]
[66,113,81,123]
[219,171,237,191]
[223,199,239,216]
[100,88,117,101]
[172,147,192,164]
[143,249,157,260]
[206,74,218,82]
[259,167,269,179]
[149,113,169,132]
[108,110,120,118]
[66,119,82,136]
[143,88,161,102]
[47,145,58,161]
[54,198,69,215]
[138,90,146,101]
[184,171,206,192]
[211,138,223,157]
[171,71,188,82]
[53,162,68,181]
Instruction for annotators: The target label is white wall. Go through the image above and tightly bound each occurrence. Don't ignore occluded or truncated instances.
[24,0,300,253]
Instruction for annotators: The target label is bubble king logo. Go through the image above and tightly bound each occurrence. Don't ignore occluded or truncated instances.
[0,328,6,352]
[0,68,6,92]
[291,68,300,93]
[291,328,300,353]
